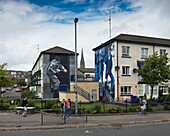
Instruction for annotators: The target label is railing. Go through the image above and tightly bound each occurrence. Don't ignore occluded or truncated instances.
[105,89,114,102]
[71,75,97,82]
[76,86,90,101]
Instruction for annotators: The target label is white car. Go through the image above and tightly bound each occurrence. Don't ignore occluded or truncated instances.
[1,88,6,93]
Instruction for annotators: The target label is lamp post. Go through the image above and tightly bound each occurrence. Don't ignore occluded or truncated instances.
[74,18,79,115]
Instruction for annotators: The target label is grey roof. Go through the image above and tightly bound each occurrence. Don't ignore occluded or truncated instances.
[93,33,170,51]
[78,68,95,73]
[42,46,75,55]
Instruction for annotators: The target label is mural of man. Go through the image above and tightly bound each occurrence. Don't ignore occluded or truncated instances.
[104,46,114,96]
[46,56,67,91]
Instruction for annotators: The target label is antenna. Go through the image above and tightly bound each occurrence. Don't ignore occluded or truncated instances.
[104,7,114,40]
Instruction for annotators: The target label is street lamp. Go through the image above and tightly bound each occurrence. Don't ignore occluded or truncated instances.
[74,18,79,115]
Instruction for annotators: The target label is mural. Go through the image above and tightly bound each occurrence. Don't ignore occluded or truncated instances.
[95,44,115,101]
[43,54,69,98]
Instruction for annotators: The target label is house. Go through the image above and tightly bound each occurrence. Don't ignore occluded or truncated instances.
[31,46,99,102]
[93,33,170,101]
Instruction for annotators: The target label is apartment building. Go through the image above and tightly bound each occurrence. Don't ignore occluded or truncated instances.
[93,34,170,101]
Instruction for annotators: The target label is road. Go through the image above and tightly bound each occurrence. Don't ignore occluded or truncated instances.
[0,122,169,136]
[1,88,21,99]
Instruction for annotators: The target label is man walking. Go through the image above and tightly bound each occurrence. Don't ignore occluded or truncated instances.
[22,97,28,117]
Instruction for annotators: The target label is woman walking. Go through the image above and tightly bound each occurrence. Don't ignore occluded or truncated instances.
[140,97,147,116]
[65,98,73,118]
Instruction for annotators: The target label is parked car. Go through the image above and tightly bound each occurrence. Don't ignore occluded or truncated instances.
[1,88,6,93]
[6,87,13,91]
[15,88,21,92]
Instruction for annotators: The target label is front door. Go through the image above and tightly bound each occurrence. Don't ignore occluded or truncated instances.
[92,90,97,102]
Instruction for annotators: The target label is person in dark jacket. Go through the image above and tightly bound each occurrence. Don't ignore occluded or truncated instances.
[22,97,28,117]
[59,99,67,120]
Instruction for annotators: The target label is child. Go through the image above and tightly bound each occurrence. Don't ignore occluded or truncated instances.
[65,98,73,118]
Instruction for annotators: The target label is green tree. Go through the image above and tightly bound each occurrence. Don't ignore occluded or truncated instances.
[138,52,170,102]
[0,63,14,95]
[17,80,27,87]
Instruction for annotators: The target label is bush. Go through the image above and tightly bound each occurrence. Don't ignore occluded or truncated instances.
[92,104,101,113]
[116,107,122,112]
[28,101,35,107]
[21,90,38,99]
[106,107,117,113]
[164,105,170,110]
[166,93,170,101]
[127,106,137,112]
[51,103,60,109]
[147,105,153,112]
[45,101,56,109]
[3,103,10,110]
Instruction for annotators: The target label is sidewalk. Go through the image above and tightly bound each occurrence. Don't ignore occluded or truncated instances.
[0,111,170,131]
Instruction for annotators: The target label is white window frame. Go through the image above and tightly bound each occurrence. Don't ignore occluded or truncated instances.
[141,48,148,58]
[122,46,130,56]
[160,49,166,56]
[160,86,168,95]
[121,86,132,95]
[122,66,130,75]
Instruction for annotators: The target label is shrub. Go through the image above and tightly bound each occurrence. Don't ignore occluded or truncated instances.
[51,103,60,109]
[45,101,56,109]
[92,104,101,113]
[3,103,10,110]
[147,105,153,112]
[28,101,35,107]
[164,105,170,110]
[116,107,122,112]
[106,107,117,113]
[166,93,170,101]
[21,90,38,99]
[127,106,137,112]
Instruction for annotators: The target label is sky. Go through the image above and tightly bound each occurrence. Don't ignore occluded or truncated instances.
[0,0,170,71]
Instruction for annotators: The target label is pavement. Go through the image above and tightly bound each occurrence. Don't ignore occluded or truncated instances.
[0,111,170,131]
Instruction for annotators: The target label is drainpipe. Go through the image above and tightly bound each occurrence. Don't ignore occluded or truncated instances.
[117,41,119,102]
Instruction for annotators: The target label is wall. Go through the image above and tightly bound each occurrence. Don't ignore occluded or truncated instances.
[70,81,99,102]
[94,43,115,100]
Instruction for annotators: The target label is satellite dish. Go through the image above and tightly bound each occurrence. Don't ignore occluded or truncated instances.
[133,68,138,73]
[115,66,120,71]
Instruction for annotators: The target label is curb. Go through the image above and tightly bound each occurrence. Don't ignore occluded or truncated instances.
[0,119,170,131]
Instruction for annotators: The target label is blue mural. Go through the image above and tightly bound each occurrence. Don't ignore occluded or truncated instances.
[95,44,115,101]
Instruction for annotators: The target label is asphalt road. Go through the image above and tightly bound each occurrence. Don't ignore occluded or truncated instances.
[0,122,170,136]
[1,88,21,99]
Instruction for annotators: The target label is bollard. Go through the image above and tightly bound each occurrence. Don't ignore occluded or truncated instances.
[86,108,87,122]
[126,99,128,113]
[17,110,21,127]
[41,110,43,125]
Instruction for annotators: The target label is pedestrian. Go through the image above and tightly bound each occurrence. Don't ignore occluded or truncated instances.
[65,98,73,118]
[22,97,28,117]
[140,97,147,116]
[59,99,67,120]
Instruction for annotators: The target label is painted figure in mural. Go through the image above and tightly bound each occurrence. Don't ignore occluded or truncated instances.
[46,56,67,91]
[104,46,114,94]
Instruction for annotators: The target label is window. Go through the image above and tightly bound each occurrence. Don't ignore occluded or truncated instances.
[141,48,148,58]
[145,84,149,96]
[153,86,158,95]
[160,86,168,94]
[121,86,131,95]
[122,66,130,75]
[122,46,130,57]
[139,84,143,96]
[160,49,166,56]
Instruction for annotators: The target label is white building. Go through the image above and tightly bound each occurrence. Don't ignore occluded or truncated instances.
[93,34,170,101]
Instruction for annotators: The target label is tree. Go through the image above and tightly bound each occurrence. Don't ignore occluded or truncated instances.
[0,63,14,95]
[138,52,170,102]
[17,80,27,87]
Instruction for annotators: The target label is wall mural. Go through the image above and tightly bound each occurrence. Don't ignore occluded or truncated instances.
[95,44,115,101]
[43,54,69,98]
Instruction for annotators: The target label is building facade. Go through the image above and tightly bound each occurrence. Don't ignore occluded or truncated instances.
[93,34,170,101]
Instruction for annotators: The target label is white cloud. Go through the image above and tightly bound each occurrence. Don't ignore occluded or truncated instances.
[0,0,170,71]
